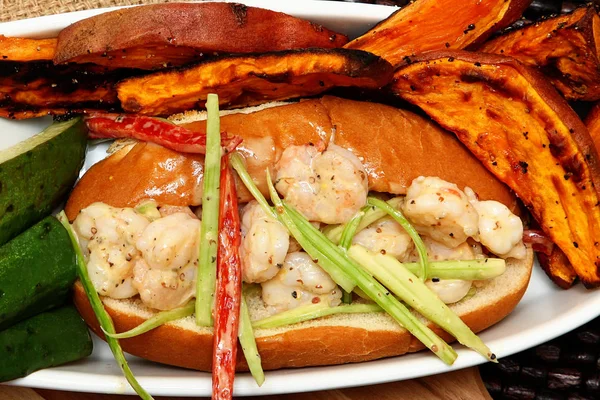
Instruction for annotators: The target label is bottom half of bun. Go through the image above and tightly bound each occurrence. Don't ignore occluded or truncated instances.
[73,249,534,371]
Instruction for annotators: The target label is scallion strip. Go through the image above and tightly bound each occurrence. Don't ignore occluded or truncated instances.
[266,174,457,365]
[367,197,429,282]
[230,152,275,218]
[253,303,383,329]
[196,93,222,327]
[103,302,195,339]
[339,206,368,250]
[238,294,265,387]
[402,258,506,281]
[348,245,496,362]
[324,197,403,244]
[57,212,154,400]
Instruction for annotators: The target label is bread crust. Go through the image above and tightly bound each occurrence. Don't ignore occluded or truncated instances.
[72,249,533,371]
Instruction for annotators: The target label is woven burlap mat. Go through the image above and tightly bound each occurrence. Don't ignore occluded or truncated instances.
[0,0,195,22]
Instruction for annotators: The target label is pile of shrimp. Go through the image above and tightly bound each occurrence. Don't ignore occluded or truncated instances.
[72,142,526,312]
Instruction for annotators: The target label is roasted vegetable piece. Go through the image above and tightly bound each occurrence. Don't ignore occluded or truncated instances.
[0,35,56,61]
[54,3,348,70]
[479,6,600,101]
[586,103,600,152]
[343,0,531,66]
[538,247,578,289]
[391,50,600,288]
[0,61,133,119]
[117,49,394,116]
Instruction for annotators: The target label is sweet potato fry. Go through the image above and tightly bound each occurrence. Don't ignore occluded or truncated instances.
[117,48,393,116]
[586,103,600,152]
[54,3,348,70]
[390,51,600,288]
[0,35,56,61]
[479,6,600,101]
[537,248,578,289]
[0,61,128,119]
[343,0,531,66]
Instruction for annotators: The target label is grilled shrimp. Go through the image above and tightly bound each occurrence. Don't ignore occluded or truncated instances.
[402,176,479,248]
[72,202,150,299]
[134,212,201,310]
[261,252,342,314]
[425,279,472,304]
[275,143,368,224]
[465,188,526,259]
[240,201,290,283]
[352,217,414,261]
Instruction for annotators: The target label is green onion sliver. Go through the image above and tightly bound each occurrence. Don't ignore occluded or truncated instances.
[253,303,383,329]
[339,206,368,250]
[367,197,429,282]
[324,197,403,244]
[230,152,275,219]
[402,258,506,281]
[196,93,222,327]
[57,212,154,400]
[348,245,496,362]
[239,294,265,387]
[103,302,195,339]
[265,175,457,365]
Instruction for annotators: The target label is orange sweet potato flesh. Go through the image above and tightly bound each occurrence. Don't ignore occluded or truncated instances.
[0,36,56,61]
[343,0,531,66]
[479,6,600,101]
[54,3,348,70]
[117,48,394,116]
[391,50,600,288]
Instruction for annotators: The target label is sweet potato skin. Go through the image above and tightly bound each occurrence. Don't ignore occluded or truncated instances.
[344,0,531,66]
[586,103,600,153]
[54,3,348,69]
[479,6,600,101]
[390,50,600,288]
[117,48,394,116]
[0,36,56,61]
[537,247,578,289]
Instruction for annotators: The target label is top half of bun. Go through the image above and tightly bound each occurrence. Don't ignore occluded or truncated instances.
[66,96,518,220]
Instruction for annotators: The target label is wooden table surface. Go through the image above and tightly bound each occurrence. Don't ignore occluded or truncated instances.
[0,367,491,399]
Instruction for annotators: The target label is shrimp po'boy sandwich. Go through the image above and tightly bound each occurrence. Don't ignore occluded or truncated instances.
[64,96,534,377]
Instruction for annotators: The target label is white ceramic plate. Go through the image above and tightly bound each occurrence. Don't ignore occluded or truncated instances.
[2,0,600,397]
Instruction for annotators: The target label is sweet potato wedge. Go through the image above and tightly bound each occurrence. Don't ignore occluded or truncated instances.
[0,36,56,61]
[117,48,394,116]
[343,0,531,66]
[586,103,600,152]
[479,6,600,101]
[54,3,348,70]
[538,247,578,289]
[390,50,600,288]
[0,61,127,119]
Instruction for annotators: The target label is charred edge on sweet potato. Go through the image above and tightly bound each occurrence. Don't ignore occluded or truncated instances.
[537,247,578,289]
[0,36,56,62]
[479,6,600,101]
[116,48,394,116]
[53,2,348,70]
[343,0,531,66]
[0,61,136,119]
[390,52,600,288]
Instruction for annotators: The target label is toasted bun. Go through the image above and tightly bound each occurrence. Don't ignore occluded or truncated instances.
[65,96,518,221]
[73,248,533,370]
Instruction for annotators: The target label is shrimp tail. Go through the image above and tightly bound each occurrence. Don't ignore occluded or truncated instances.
[212,156,242,400]
[85,113,242,154]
